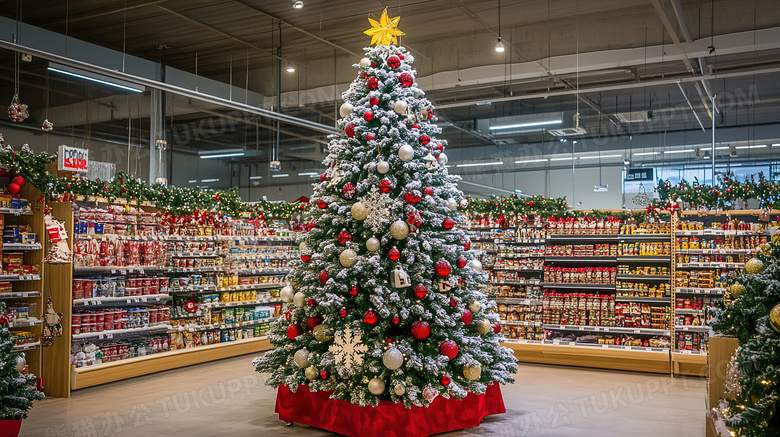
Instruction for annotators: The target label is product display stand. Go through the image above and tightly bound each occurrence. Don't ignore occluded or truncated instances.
[275,383,506,437]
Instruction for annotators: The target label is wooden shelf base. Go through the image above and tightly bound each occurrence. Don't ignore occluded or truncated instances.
[71,336,272,390]
[672,352,708,376]
[507,342,671,374]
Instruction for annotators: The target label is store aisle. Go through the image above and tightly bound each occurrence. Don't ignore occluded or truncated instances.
[21,355,705,437]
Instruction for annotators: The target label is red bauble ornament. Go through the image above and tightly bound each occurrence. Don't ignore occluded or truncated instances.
[399,72,414,87]
[363,310,378,325]
[442,218,455,230]
[450,297,457,307]
[435,143,444,153]
[411,124,420,130]
[6,183,20,195]
[301,254,311,262]
[397,53,405,60]
[414,284,427,298]
[392,316,400,325]
[12,176,25,187]
[345,123,356,137]
[461,309,473,325]
[411,320,431,340]
[339,308,347,318]
[371,61,377,67]
[406,211,423,227]
[419,134,431,146]
[366,133,376,141]
[319,270,329,284]
[367,77,379,90]
[364,111,374,121]
[349,286,358,296]
[286,324,302,340]
[456,257,467,268]
[317,199,327,209]
[285,309,292,321]
[423,187,434,197]
[462,237,471,251]
[306,316,323,329]
[369,97,380,106]
[405,191,421,204]
[439,340,459,360]
[388,247,401,261]
[493,323,501,334]
[320,173,327,182]
[307,298,316,306]
[441,375,451,386]
[320,370,329,380]
[342,182,357,199]
[387,55,401,69]
[379,179,391,193]
[337,230,353,244]
[435,260,451,277]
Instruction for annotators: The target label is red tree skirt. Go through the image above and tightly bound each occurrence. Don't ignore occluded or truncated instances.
[275,383,506,437]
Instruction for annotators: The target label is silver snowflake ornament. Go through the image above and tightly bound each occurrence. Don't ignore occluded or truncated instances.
[363,185,390,233]
[329,328,367,372]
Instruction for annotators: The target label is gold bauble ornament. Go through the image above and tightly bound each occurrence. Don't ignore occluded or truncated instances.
[722,292,734,307]
[312,324,333,342]
[340,249,358,268]
[468,301,481,314]
[759,243,772,255]
[390,220,409,240]
[745,258,765,275]
[366,236,380,252]
[293,292,306,308]
[770,304,780,333]
[305,365,319,380]
[463,363,482,381]
[475,319,492,335]
[394,383,406,396]
[368,378,386,395]
[293,349,310,368]
[351,202,368,220]
[729,282,747,298]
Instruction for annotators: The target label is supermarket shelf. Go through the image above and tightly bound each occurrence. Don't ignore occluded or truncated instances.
[674,349,708,355]
[491,280,542,286]
[0,207,33,216]
[216,235,297,243]
[492,297,542,305]
[615,296,670,304]
[217,283,285,291]
[674,325,710,333]
[166,266,222,274]
[72,324,171,341]
[616,256,671,263]
[674,308,706,315]
[168,318,272,333]
[541,283,616,291]
[169,252,221,258]
[543,324,670,336]
[544,256,616,263]
[490,267,544,272]
[73,266,163,275]
[2,243,42,250]
[676,248,756,255]
[672,350,707,377]
[615,274,671,281]
[0,274,41,281]
[0,291,41,299]
[618,234,672,241]
[71,335,272,390]
[500,320,542,326]
[542,339,670,353]
[546,234,619,242]
[13,341,41,351]
[676,262,745,269]
[227,254,296,261]
[675,287,726,295]
[230,268,290,276]
[8,318,42,328]
[201,299,281,309]
[676,230,763,236]
[494,253,546,259]
[168,284,218,293]
[73,294,171,307]
[508,238,546,244]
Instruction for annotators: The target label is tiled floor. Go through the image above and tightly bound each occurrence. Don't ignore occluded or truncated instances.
[21,355,706,436]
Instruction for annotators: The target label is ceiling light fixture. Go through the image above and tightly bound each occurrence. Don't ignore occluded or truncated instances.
[48,65,144,93]
[188,180,197,184]
[548,157,573,161]
[495,37,505,53]
[495,0,505,53]
[249,176,263,180]
[664,149,694,154]
[455,161,504,168]
[624,159,630,165]
[199,148,245,159]
[579,154,622,160]
[298,172,319,176]
[489,119,562,131]
[292,0,304,9]
[514,158,548,164]
[272,174,289,178]
[594,184,609,192]
[286,65,296,73]
[201,178,219,183]
[735,144,766,149]
[633,152,659,156]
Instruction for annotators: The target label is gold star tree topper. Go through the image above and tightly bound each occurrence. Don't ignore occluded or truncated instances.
[364,8,405,46]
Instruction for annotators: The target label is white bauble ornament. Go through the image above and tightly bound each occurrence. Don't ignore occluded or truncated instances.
[390,220,409,240]
[299,242,310,253]
[305,366,319,380]
[359,57,371,67]
[422,385,439,401]
[468,301,481,314]
[398,145,414,162]
[339,102,353,118]
[293,292,306,308]
[366,237,380,252]
[15,354,26,372]
[437,153,448,165]
[463,363,482,381]
[368,378,386,395]
[393,100,408,114]
[294,349,310,368]
[460,198,469,208]
[382,347,404,370]
[280,285,294,303]
[394,383,406,396]
[476,319,491,335]
[469,259,483,272]
[446,198,458,211]
[351,202,368,220]
[377,160,390,174]
[340,249,358,268]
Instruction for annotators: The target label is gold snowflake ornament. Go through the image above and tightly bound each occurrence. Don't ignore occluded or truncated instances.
[364,8,405,46]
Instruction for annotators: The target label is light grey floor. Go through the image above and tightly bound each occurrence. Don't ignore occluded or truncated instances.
[21,354,706,437]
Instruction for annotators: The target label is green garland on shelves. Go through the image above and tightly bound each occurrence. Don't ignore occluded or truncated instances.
[653,173,780,212]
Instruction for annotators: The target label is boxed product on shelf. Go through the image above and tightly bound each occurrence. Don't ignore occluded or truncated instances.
[542,292,615,326]
[615,281,668,297]
[545,216,622,235]
[0,282,12,293]
[490,284,542,298]
[543,266,617,284]
[617,242,671,256]
[675,253,747,264]
[617,265,669,275]
[73,239,168,267]
[676,332,706,352]
[614,303,669,329]
[3,225,37,244]
[493,258,543,270]
[72,306,171,335]
[620,222,671,234]
[545,244,617,257]
[14,331,35,346]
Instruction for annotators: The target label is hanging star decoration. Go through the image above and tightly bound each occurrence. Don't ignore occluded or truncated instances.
[364,8,405,46]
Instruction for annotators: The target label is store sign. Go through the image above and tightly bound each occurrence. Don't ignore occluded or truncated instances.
[625,168,653,181]
[58,145,89,173]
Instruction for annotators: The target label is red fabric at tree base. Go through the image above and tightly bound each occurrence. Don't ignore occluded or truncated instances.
[275,383,506,437]
[0,418,23,437]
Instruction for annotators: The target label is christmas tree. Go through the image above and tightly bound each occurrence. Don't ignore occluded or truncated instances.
[0,302,44,420]
[254,9,516,408]
[711,246,780,437]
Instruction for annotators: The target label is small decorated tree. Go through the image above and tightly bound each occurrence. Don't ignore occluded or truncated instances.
[710,244,780,437]
[254,7,516,414]
[0,302,44,422]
